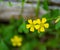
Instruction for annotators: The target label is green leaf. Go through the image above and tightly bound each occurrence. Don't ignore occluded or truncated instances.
[21,42,33,50]
[17,16,24,26]
[2,25,16,43]
[18,22,29,34]
[0,40,9,50]
[51,9,60,18]
[2,25,15,36]
[22,23,29,34]
[21,40,38,50]
[55,21,60,30]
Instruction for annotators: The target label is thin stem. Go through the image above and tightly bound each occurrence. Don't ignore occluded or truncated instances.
[20,0,25,15]
[35,0,40,17]
[8,0,13,6]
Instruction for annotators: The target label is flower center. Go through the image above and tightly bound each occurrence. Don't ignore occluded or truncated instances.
[40,23,44,27]
[31,24,35,27]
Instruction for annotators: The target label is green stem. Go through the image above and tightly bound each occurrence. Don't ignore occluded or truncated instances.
[8,0,12,6]
[20,0,25,15]
[35,0,40,17]
[43,0,48,10]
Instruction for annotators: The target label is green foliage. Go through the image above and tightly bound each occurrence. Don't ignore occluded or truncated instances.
[55,21,60,30]
[0,40,9,50]
[0,0,60,50]
[18,22,29,34]
[43,0,48,10]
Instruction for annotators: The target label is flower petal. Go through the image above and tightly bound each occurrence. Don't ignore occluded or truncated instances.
[42,18,47,23]
[14,36,18,40]
[11,38,14,42]
[34,25,40,29]
[40,27,45,32]
[26,24,31,29]
[30,27,34,32]
[28,19,32,24]
[44,23,49,28]
[12,43,16,46]
[36,19,41,24]
[17,43,22,46]
[33,20,37,24]
[14,36,20,42]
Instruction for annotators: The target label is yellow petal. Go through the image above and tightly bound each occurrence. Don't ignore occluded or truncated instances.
[14,35,18,39]
[17,42,22,47]
[44,23,49,28]
[26,24,31,29]
[14,36,20,42]
[40,27,45,32]
[36,19,41,24]
[33,20,37,24]
[42,18,47,23]
[12,43,16,46]
[30,27,34,32]
[34,25,40,29]
[28,19,32,24]
[11,38,14,42]
[14,36,18,39]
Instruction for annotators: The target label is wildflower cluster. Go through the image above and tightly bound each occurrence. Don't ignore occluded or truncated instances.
[26,18,49,32]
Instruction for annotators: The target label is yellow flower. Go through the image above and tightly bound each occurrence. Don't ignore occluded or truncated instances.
[11,35,22,47]
[36,18,49,32]
[26,19,40,32]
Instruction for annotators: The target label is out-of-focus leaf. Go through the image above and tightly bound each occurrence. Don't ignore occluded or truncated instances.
[17,16,24,26]
[0,40,9,50]
[51,10,60,18]
[2,25,15,36]
[21,39,38,50]
[21,42,33,50]
[18,22,29,34]
[55,21,60,30]
[2,25,16,43]
[18,25,23,33]
[46,39,58,48]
